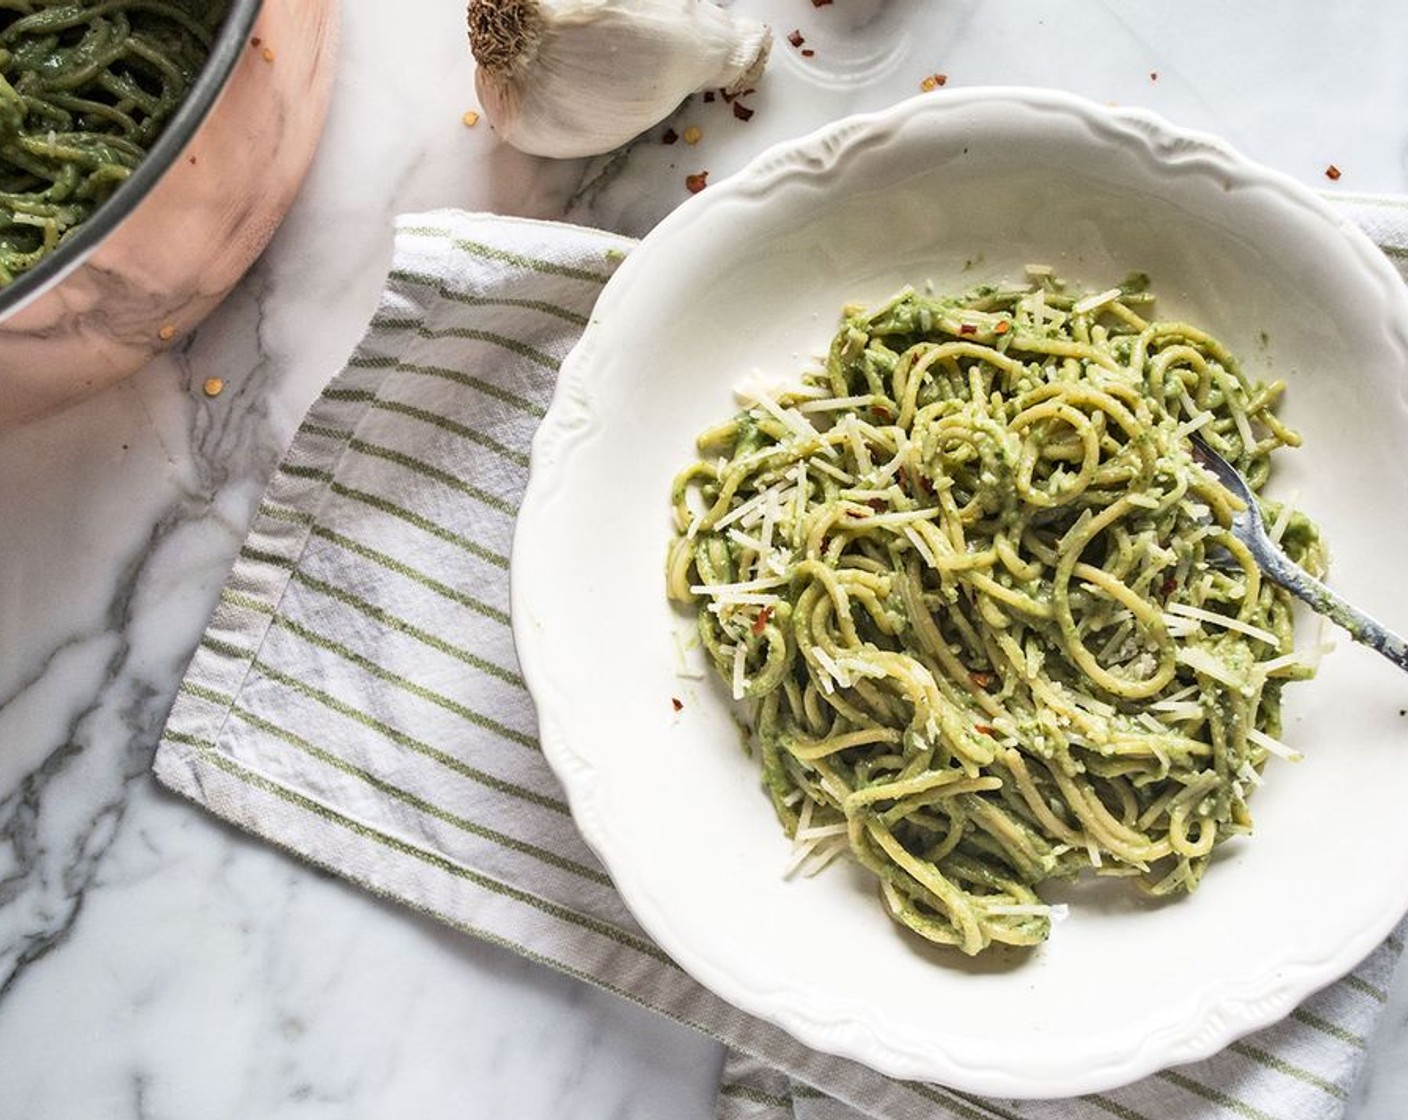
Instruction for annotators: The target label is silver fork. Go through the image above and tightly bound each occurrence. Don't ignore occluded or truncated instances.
[1189,435,1408,673]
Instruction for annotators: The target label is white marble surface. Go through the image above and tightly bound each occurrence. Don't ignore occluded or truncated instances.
[2,1,1407,1116]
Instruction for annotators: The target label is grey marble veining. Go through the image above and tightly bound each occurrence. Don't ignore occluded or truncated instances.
[3,1,1408,1117]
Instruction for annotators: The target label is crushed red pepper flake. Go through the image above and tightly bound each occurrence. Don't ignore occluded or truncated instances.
[788,29,805,48]
[811,0,833,6]
[685,171,709,193]
[1326,164,1343,181]
[661,127,679,144]
[752,606,774,635]
[958,323,977,335]
[703,90,716,103]
[993,320,1011,335]
[801,48,815,58]
[671,697,684,712]
[1150,71,1159,81]
[970,671,996,690]
[920,73,948,92]
[250,36,261,47]
[732,102,754,122]
[975,724,997,737]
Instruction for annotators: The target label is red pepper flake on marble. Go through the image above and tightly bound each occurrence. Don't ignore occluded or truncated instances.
[685,171,709,193]
[1326,164,1343,181]
[1150,71,1159,81]
[752,606,774,636]
[788,29,805,48]
[662,128,679,144]
[920,73,948,92]
[733,102,755,122]
[671,697,684,712]
[801,48,815,58]
[811,0,833,6]
[703,90,716,103]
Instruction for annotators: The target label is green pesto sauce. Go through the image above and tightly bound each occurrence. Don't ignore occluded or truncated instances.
[0,0,228,287]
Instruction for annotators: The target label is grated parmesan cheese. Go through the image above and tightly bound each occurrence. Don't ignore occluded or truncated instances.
[1176,645,1251,694]
[1150,700,1205,721]
[690,574,790,597]
[1165,601,1280,646]
[1237,760,1264,788]
[797,394,878,414]
[1072,287,1122,315]
[740,383,826,446]
[1268,491,1299,544]
[1174,410,1216,439]
[712,478,789,532]
[705,593,783,610]
[810,646,840,693]
[1232,403,1257,458]
[1247,725,1302,762]
[903,525,940,569]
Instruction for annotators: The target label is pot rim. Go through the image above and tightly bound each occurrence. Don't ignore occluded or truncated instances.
[0,0,266,321]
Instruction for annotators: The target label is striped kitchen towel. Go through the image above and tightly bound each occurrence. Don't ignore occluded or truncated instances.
[156,205,1408,1120]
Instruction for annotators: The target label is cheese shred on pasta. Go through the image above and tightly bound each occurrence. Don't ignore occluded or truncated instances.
[667,275,1327,956]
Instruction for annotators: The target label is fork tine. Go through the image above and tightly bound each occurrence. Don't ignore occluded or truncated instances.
[1188,434,1246,494]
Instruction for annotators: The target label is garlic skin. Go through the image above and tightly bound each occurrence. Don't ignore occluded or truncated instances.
[468,0,771,159]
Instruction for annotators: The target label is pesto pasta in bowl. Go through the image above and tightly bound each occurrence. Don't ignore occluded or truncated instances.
[512,88,1408,1096]
[665,275,1327,957]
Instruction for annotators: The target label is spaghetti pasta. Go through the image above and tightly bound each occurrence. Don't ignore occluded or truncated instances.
[0,0,227,286]
[667,273,1326,955]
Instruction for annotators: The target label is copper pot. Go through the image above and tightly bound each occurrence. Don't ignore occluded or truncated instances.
[0,0,339,428]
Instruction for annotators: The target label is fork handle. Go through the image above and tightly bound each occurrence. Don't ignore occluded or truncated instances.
[1260,552,1408,674]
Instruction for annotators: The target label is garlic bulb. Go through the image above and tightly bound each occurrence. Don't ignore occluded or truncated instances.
[468,0,771,159]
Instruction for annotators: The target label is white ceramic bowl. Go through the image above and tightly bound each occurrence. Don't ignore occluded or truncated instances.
[512,88,1408,1097]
